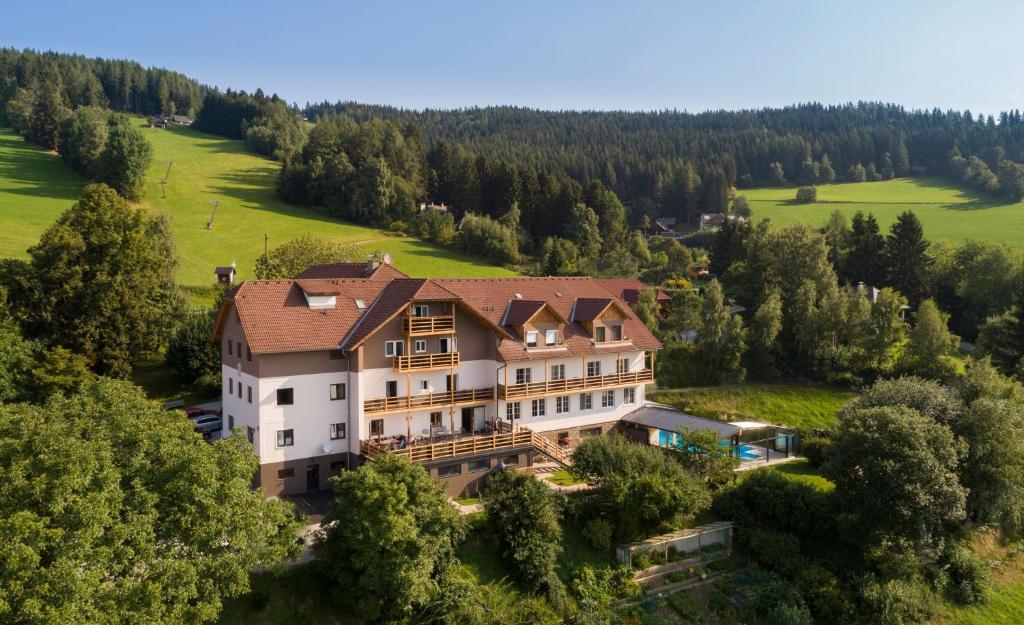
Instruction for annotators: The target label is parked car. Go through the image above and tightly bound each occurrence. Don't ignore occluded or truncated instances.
[192,415,223,439]
[183,406,207,418]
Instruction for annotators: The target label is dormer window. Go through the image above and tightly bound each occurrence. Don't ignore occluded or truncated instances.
[611,325,622,341]
[413,304,429,318]
[545,329,557,345]
[526,331,538,348]
[595,326,606,343]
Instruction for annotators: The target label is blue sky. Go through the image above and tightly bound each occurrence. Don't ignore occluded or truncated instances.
[4,0,1023,114]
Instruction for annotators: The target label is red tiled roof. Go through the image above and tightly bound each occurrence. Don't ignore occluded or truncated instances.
[503,300,546,326]
[596,278,671,305]
[571,298,613,322]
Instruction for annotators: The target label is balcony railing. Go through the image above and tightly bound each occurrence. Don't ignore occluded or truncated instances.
[360,421,570,466]
[363,386,495,415]
[500,368,654,400]
[403,315,455,336]
[394,352,459,372]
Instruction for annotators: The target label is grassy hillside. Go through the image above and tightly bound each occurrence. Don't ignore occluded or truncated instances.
[649,384,855,431]
[0,127,84,258]
[744,177,1024,248]
[0,123,516,291]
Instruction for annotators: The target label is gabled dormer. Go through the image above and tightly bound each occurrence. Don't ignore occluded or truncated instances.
[502,299,566,349]
[571,297,632,344]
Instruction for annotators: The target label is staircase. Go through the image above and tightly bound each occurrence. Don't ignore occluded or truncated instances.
[496,421,572,469]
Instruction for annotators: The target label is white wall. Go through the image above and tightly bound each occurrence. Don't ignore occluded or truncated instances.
[500,384,645,432]
[221,364,261,453]
[360,358,499,400]
[254,370,351,464]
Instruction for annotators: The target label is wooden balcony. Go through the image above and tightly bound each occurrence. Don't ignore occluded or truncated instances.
[394,352,459,372]
[363,386,495,415]
[500,368,654,400]
[360,421,570,466]
[403,315,455,336]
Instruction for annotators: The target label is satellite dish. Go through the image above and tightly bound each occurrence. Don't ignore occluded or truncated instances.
[322,441,334,454]
[382,253,393,265]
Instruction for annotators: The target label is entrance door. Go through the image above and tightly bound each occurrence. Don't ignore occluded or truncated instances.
[306,463,320,492]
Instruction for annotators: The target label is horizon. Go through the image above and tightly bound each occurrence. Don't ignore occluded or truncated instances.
[3,0,1023,117]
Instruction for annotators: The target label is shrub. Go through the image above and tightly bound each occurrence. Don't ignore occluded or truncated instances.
[165,308,219,382]
[944,546,991,605]
[631,550,652,571]
[800,436,832,468]
[768,602,813,625]
[858,576,935,625]
[582,517,614,550]
[795,186,817,203]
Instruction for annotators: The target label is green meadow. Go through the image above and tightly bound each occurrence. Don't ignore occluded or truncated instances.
[744,177,1024,248]
[0,123,516,292]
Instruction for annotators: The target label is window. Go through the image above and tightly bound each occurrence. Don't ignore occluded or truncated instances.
[370,419,384,437]
[581,427,602,438]
[595,326,606,343]
[532,398,546,417]
[276,429,294,447]
[439,336,457,353]
[237,382,242,398]
[446,374,458,392]
[330,383,346,400]
[500,454,519,466]
[413,304,429,317]
[419,380,429,391]
[601,389,615,407]
[354,299,366,309]
[277,468,295,479]
[246,426,254,443]
[385,340,405,357]
[247,386,252,403]
[330,461,346,474]
[468,458,490,472]
[276,388,293,405]
[611,325,623,341]
[550,364,565,381]
[579,393,592,410]
[430,411,443,427]
[228,414,235,429]
[229,378,234,394]
[624,387,636,404]
[587,361,601,377]
[330,423,346,440]
[385,381,398,398]
[526,331,538,347]
[437,463,462,477]
[515,367,532,385]
[414,339,427,353]
[545,329,557,345]
[556,395,570,414]
[507,402,521,420]
[227,339,233,356]
[617,358,629,374]
[246,345,252,361]
[329,349,345,360]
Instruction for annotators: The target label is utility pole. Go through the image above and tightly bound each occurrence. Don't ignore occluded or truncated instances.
[206,200,219,230]
[159,161,174,199]
[264,232,269,258]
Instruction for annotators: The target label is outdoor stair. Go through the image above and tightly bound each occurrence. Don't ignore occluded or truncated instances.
[497,421,572,469]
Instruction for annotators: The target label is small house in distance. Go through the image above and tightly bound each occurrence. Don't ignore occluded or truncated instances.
[150,116,167,128]
[651,217,684,239]
[699,213,746,232]
[170,114,193,126]
[419,202,449,214]
[215,261,237,288]
[597,278,672,315]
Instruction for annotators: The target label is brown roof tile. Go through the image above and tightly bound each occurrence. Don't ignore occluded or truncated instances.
[294,262,408,280]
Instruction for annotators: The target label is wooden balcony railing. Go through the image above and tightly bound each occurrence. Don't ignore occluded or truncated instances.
[403,315,455,336]
[500,368,654,400]
[394,352,459,372]
[363,386,495,415]
[360,421,570,467]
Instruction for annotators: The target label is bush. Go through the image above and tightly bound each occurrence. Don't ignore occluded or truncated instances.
[858,576,935,625]
[944,546,991,605]
[768,602,813,625]
[795,186,817,203]
[582,517,614,551]
[165,308,219,382]
[800,436,832,468]
[459,212,521,264]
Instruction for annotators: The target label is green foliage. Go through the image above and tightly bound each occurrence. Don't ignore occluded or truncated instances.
[976,308,1024,375]
[424,566,563,625]
[884,211,932,305]
[747,288,783,377]
[673,427,739,486]
[953,393,1024,528]
[315,454,465,623]
[483,468,563,595]
[943,546,992,605]
[827,405,967,556]
[800,436,832,468]
[0,313,36,403]
[165,308,219,382]
[458,212,521,264]
[901,299,961,380]
[581,517,615,551]
[242,101,307,159]
[414,209,457,246]
[100,117,153,200]
[0,377,302,625]
[795,185,817,202]
[857,576,936,625]
[10,184,184,376]
[571,434,711,540]
[633,287,660,333]
[842,375,963,426]
[253,234,362,279]
[696,279,746,384]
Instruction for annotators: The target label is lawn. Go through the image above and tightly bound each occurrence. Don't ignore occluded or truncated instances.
[743,177,1024,248]
[739,458,834,492]
[0,123,517,291]
[546,469,586,486]
[649,384,855,431]
[931,534,1024,625]
[0,127,84,259]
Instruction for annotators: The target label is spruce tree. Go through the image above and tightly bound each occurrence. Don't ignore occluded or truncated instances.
[884,211,932,304]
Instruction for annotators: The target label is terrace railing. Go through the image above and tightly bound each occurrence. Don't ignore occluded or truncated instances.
[394,351,459,372]
[403,315,455,336]
[501,368,654,400]
[363,386,495,415]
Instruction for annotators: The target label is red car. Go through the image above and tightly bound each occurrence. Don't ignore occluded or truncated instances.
[183,406,206,417]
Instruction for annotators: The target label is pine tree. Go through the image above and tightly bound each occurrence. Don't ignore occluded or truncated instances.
[844,211,886,286]
[884,211,932,305]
